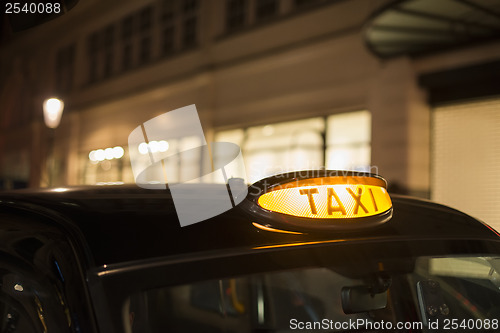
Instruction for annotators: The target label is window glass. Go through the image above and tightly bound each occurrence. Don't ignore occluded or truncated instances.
[242,118,324,183]
[123,256,500,332]
[255,0,278,21]
[162,26,176,55]
[294,0,323,9]
[182,0,198,13]
[215,112,371,183]
[0,233,90,332]
[226,0,247,30]
[140,7,152,32]
[55,44,75,94]
[122,16,134,40]
[85,111,371,185]
[183,17,197,47]
[160,0,177,57]
[140,36,151,64]
[326,110,371,172]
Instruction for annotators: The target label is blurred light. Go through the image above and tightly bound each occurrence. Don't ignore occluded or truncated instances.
[138,141,169,154]
[89,146,125,162]
[96,181,125,186]
[113,146,124,158]
[14,284,23,292]
[52,188,68,192]
[94,149,105,161]
[138,142,149,154]
[104,147,114,160]
[158,140,169,152]
[43,98,64,129]
[149,140,159,153]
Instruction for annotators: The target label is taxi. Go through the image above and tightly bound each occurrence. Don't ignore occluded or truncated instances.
[0,170,499,332]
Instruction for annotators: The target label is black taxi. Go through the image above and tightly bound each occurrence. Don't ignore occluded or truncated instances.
[0,170,499,332]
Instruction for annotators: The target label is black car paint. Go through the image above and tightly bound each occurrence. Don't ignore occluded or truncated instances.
[0,185,499,332]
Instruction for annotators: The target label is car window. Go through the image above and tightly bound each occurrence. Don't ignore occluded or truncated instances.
[122,256,500,332]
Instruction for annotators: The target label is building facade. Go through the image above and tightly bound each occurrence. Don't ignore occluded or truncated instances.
[1,0,500,229]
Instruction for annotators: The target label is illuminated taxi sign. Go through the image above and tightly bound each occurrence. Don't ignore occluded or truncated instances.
[244,171,393,232]
[258,177,391,219]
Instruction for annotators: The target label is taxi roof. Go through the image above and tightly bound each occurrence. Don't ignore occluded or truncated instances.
[1,184,499,269]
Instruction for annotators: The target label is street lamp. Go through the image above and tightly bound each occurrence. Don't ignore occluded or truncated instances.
[43,97,64,186]
[43,97,64,128]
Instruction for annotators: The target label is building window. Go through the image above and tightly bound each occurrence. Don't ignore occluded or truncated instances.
[215,112,371,183]
[55,44,75,94]
[122,44,132,70]
[84,1,202,82]
[87,32,100,83]
[255,0,278,21]
[103,25,115,78]
[182,17,197,47]
[160,0,175,23]
[226,0,247,30]
[182,0,198,13]
[325,111,371,172]
[294,0,322,8]
[140,6,152,32]
[140,36,151,63]
[162,26,176,55]
[215,117,325,183]
[122,15,134,41]
[86,24,117,83]
[223,0,333,35]
[160,0,176,56]
[121,15,134,70]
[181,0,199,49]
[138,6,153,65]
[158,0,200,55]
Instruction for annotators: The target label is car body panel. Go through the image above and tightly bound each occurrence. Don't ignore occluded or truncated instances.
[1,184,500,332]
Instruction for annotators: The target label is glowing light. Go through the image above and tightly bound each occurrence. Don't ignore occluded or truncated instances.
[254,239,347,250]
[138,142,149,154]
[138,141,168,154]
[252,222,303,234]
[158,140,169,152]
[43,98,64,128]
[104,147,114,160]
[14,284,23,292]
[96,181,125,186]
[89,146,125,162]
[112,146,124,159]
[257,176,392,219]
[52,188,68,192]
[149,141,159,153]
[94,149,105,161]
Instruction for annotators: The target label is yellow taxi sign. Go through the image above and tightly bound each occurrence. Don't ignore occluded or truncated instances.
[243,171,393,231]
[258,181,391,219]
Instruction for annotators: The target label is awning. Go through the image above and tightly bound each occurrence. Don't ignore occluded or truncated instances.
[364,0,500,58]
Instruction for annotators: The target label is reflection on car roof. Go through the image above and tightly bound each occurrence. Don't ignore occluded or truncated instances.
[0,185,499,268]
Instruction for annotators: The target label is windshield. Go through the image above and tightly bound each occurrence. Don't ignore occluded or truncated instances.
[123,256,500,332]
